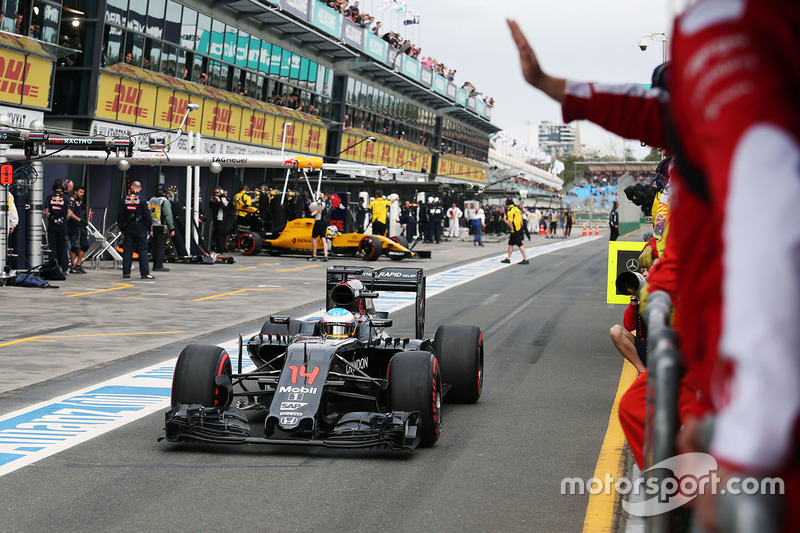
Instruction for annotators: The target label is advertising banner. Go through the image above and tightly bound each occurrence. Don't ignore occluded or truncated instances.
[227,104,243,140]
[95,74,153,125]
[476,99,486,117]
[446,82,457,100]
[304,124,326,155]
[0,50,52,109]
[341,18,365,51]
[432,74,447,95]
[401,56,420,81]
[364,33,387,62]
[311,2,341,38]
[0,104,43,128]
[419,67,433,88]
[437,155,486,183]
[466,95,477,111]
[280,0,311,22]
[456,88,468,107]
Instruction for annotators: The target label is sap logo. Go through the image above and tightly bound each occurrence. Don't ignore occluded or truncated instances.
[279,386,318,394]
[280,417,298,425]
[280,402,307,410]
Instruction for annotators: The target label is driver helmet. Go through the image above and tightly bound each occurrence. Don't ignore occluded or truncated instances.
[321,308,357,338]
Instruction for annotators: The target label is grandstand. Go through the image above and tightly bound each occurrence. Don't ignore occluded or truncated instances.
[566,161,659,215]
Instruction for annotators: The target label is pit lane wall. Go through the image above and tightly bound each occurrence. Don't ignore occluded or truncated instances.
[95,64,327,155]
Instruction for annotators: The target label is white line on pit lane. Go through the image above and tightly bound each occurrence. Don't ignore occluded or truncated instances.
[0,236,599,476]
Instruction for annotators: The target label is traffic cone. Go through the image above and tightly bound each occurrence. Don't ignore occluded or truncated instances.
[539,224,546,237]
[594,225,600,236]
[582,225,587,237]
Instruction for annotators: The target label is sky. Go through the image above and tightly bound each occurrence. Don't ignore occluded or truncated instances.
[362,0,673,159]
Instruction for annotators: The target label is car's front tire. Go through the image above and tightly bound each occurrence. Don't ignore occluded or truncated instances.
[238,232,263,255]
[434,324,484,404]
[358,235,383,261]
[171,344,232,408]
[388,351,442,447]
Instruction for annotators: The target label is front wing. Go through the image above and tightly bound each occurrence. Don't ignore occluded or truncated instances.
[162,406,421,451]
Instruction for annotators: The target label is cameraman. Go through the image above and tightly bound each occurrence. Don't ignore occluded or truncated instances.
[609,264,649,374]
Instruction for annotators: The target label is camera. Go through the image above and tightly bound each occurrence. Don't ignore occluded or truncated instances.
[616,271,646,296]
[624,183,658,215]
[638,38,648,51]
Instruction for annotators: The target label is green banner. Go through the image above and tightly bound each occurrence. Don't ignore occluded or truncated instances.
[433,74,447,95]
[402,56,420,81]
[311,2,342,38]
[364,33,387,62]
[457,88,468,106]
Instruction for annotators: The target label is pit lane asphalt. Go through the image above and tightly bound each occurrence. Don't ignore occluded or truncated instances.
[0,230,625,532]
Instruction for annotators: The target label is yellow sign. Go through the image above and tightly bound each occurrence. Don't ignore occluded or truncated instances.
[227,104,243,140]
[303,125,325,155]
[437,155,487,183]
[606,240,648,304]
[95,74,153,124]
[0,49,52,109]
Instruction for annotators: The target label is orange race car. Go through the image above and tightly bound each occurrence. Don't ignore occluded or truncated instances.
[237,218,431,261]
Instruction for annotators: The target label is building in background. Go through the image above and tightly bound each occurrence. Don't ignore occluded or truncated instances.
[538,121,581,159]
[0,0,498,234]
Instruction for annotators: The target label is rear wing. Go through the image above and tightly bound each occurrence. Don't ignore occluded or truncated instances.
[326,266,426,338]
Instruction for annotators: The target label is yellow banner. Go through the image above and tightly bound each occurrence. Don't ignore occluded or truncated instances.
[339,133,361,160]
[376,142,392,166]
[277,119,302,152]
[0,49,51,108]
[227,104,242,140]
[245,112,274,145]
[304,125,325,155]
[96,74,119,121]
[153,91,199,131]
[96,74,152,124]
[437,155,487,183]
[202,101,236,138]
[239,107,254,144]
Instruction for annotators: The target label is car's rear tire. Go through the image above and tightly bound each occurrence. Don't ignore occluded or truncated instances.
[260,319,303,337]
[388,351,442,447]
[171,344,232,408]
[434,324,483,404]
[358,235,383,261]
[238,232,263,255]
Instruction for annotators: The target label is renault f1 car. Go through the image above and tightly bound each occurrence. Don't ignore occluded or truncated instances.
[162,266,483,450]
[237,218,431,261]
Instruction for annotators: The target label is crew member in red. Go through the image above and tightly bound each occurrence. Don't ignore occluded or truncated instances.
[510,1,800,527]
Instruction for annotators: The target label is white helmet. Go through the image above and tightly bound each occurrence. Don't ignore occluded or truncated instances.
[321,308,357,337]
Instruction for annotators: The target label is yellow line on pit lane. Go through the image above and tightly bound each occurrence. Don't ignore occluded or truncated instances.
[66,282,135,297]
[582,363,638,532]
[278,264,319,272]
[0,330,186,348]
[193,287,286,302]
[236,267,255,271]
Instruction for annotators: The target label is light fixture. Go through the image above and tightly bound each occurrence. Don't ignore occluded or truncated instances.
[71,20,80,27]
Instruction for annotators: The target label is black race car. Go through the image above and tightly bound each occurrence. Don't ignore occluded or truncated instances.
[162,266,484,450]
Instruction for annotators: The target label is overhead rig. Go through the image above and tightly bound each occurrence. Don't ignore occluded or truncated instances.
[0,119,404,275]
[0,129,134,160]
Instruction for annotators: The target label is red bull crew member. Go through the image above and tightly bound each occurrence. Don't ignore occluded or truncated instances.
[118,181,154,279]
